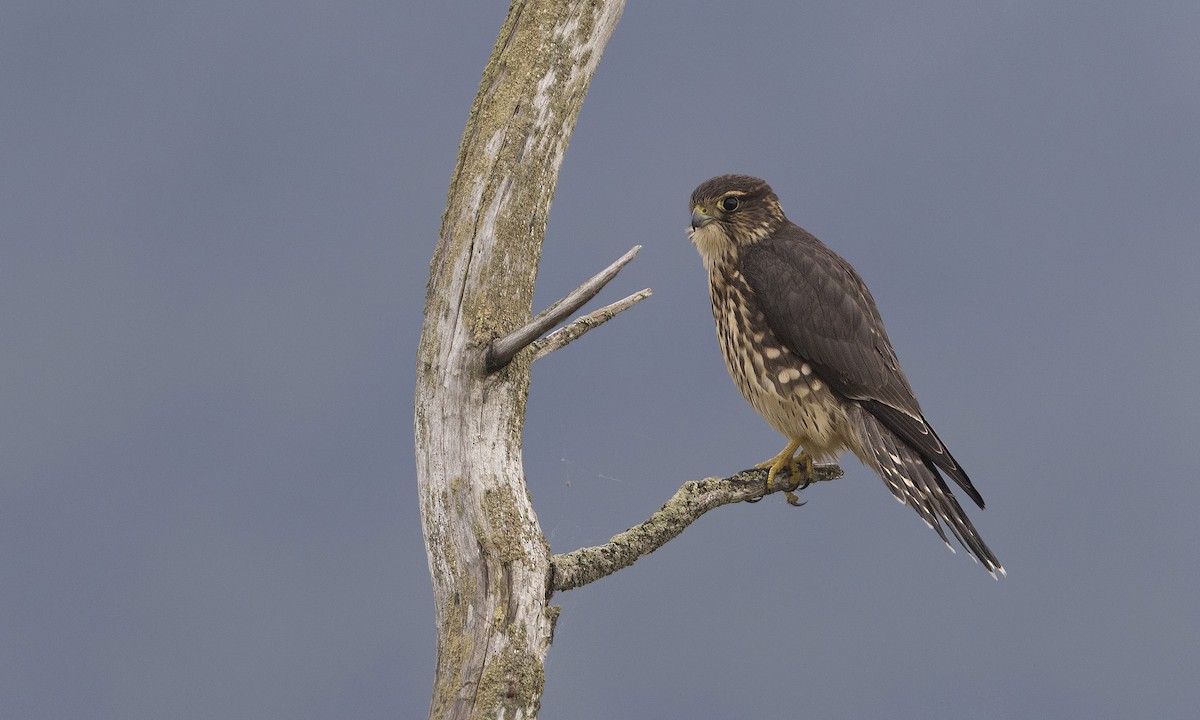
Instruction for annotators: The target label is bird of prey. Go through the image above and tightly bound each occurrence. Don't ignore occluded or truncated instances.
[688,174,1002,576]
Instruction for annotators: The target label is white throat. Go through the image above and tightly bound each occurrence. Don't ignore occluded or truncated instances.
[688,223,732,273]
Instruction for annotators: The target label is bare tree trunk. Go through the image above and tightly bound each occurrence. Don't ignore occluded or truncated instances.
[414,2,624,718]
[415,3,842,717]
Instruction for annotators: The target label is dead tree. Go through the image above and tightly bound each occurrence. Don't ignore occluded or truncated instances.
[414,2,838,717]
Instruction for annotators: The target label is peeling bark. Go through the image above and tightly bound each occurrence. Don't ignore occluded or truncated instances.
[415,2,625,718]
[416,3,845,717]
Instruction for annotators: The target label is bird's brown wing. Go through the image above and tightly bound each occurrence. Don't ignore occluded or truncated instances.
[740,224,983,508]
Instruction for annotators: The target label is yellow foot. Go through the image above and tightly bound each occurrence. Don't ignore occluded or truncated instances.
[755,440,812,504]
[784,454,814,506]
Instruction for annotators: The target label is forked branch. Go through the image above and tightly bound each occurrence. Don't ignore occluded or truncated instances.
[549,462,844,593]
[530,288,652,362]
[486,245,643,371]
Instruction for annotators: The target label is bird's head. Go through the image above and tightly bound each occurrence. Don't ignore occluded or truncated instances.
[688,174,786,268]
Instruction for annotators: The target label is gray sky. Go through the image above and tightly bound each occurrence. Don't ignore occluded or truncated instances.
[4,1,1199,718]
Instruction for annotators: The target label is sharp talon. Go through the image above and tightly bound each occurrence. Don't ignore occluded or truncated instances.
[795,454,814,493]
[753,440,812,505]
[764,465,780,498]
[785,491,806,507]
[745,495,763,504]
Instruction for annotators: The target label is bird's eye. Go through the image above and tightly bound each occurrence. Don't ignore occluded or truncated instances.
[718,195,740,212]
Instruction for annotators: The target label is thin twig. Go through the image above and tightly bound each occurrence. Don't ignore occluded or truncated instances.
[485,245,641,371]
[530,288,652,363]
[548,462,844,594]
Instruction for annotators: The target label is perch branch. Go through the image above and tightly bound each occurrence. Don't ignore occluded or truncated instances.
[530,288,652,363]
[549,462,844,594]
[485,245,641,371]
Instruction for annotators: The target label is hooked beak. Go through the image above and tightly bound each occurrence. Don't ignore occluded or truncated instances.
[690,206,715,229]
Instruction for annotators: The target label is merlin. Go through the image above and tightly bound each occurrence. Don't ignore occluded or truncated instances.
[689,174,1002,576]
